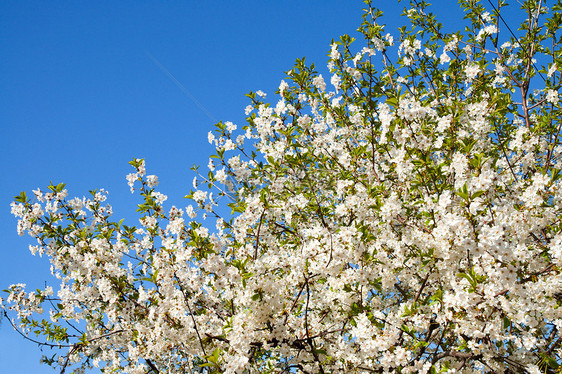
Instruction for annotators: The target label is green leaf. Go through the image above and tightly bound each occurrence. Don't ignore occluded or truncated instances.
[205,347,222,365]
[14,191,27,203]
[456,183,469,201]
[471,190,485,199]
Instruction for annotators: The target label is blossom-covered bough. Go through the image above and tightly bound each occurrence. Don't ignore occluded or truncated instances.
[4,0,562,373]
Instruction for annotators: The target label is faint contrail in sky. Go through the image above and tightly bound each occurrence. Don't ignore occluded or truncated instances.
[145,50,217,123]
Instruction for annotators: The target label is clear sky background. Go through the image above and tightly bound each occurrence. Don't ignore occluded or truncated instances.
[0,1,521,372]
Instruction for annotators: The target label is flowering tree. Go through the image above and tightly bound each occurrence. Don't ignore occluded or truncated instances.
[4,0,562,373]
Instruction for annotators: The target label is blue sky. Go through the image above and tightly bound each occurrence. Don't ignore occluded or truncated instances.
[0,1,521,372]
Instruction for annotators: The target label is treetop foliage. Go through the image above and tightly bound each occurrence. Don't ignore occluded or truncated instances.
[4,0,562,373]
